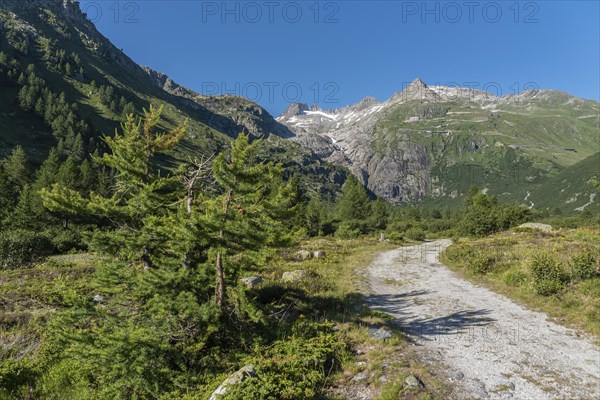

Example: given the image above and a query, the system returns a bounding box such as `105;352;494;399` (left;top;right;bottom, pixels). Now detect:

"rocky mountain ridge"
0;0;345;195
277;79;599;209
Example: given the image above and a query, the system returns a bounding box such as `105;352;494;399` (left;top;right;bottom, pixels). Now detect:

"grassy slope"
529;152;600;213
373;96;599;208
440;228;600;338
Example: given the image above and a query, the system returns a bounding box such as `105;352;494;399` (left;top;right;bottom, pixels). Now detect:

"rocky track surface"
366;240;600;399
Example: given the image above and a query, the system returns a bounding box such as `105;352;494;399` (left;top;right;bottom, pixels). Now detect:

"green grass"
0;238;452;399
441;227;600;338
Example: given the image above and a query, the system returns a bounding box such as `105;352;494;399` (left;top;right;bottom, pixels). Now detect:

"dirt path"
365;240;600;399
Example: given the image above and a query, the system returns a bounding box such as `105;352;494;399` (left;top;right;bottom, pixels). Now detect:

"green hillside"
372;95;599;208
0;0;345;195
529;152;600;214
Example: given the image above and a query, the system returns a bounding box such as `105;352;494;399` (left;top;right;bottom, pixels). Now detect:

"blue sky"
79;1;600;115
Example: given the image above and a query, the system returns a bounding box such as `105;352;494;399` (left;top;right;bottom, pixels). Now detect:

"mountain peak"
390;77;440;103
409;77;428;88
278;103;310;119
354;96;380;110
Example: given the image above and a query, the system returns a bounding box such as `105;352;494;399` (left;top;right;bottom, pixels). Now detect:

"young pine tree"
335;174;372;234
208;133;297;307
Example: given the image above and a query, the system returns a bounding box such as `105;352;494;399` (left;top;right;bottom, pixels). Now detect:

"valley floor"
366;240;600;400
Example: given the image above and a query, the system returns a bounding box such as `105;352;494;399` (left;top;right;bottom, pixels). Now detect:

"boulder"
240;276;263;288
448;370;465;380
368;327;392;340
313;251;325;259
281;269;309;283
209;365;256;400
351;371;368;382
404;375;425;389
295;250;313;260
517;222;553;232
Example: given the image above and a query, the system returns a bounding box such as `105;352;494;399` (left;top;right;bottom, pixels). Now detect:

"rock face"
277;78;600;205
209;365;256;400
141;66;294;139
281;270;309;283
313;251;325;259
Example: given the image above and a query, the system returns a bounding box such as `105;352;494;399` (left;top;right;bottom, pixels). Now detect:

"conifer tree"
305;196;325;237
208;133;297;307
370;197;389;230
336;174;371;222
2;145;31;192
40;109;297;397
43;105;187;266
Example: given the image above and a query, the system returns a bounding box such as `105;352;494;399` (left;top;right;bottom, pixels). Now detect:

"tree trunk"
215;250;225;307
142;246;152;271
215;185;234;308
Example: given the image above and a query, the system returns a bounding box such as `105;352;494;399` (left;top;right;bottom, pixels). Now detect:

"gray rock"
313;251;325;259
518;222;553;232
281;269;309;283
295;250;313;261
404;375;425;389
209;365;256;400
379;375;388;383
355;361;367;370
240;276;263;288
368;327;392;340
469;380;490;398
448;370;465;380
92;294;104;303
351;372;368;382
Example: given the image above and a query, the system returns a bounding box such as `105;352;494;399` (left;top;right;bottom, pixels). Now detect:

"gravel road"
365;239;600;399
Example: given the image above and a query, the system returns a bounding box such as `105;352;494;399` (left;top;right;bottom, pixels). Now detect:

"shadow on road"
366;291;496;341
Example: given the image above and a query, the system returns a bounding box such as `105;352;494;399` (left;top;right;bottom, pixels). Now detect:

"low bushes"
222;321;345;400
404;227;425;241
0;229;54;269
442;244;495;274
529;251;570;295
571;248;600;280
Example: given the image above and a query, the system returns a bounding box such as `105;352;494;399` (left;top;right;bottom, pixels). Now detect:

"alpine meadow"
0;1;599;399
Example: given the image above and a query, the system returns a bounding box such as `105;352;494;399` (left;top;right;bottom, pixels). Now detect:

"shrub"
466;251;494;274
529;251;570;295
442;244;473;263
443;244;494;274
0;229;54;268
386;232;404;242
571;248;599;280
503;270;527;286
223;322;344;400
404;227;425;241
335;221;361;239
45;228;84;253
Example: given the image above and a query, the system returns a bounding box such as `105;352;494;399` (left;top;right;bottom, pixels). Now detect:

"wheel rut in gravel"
366;239;600;400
